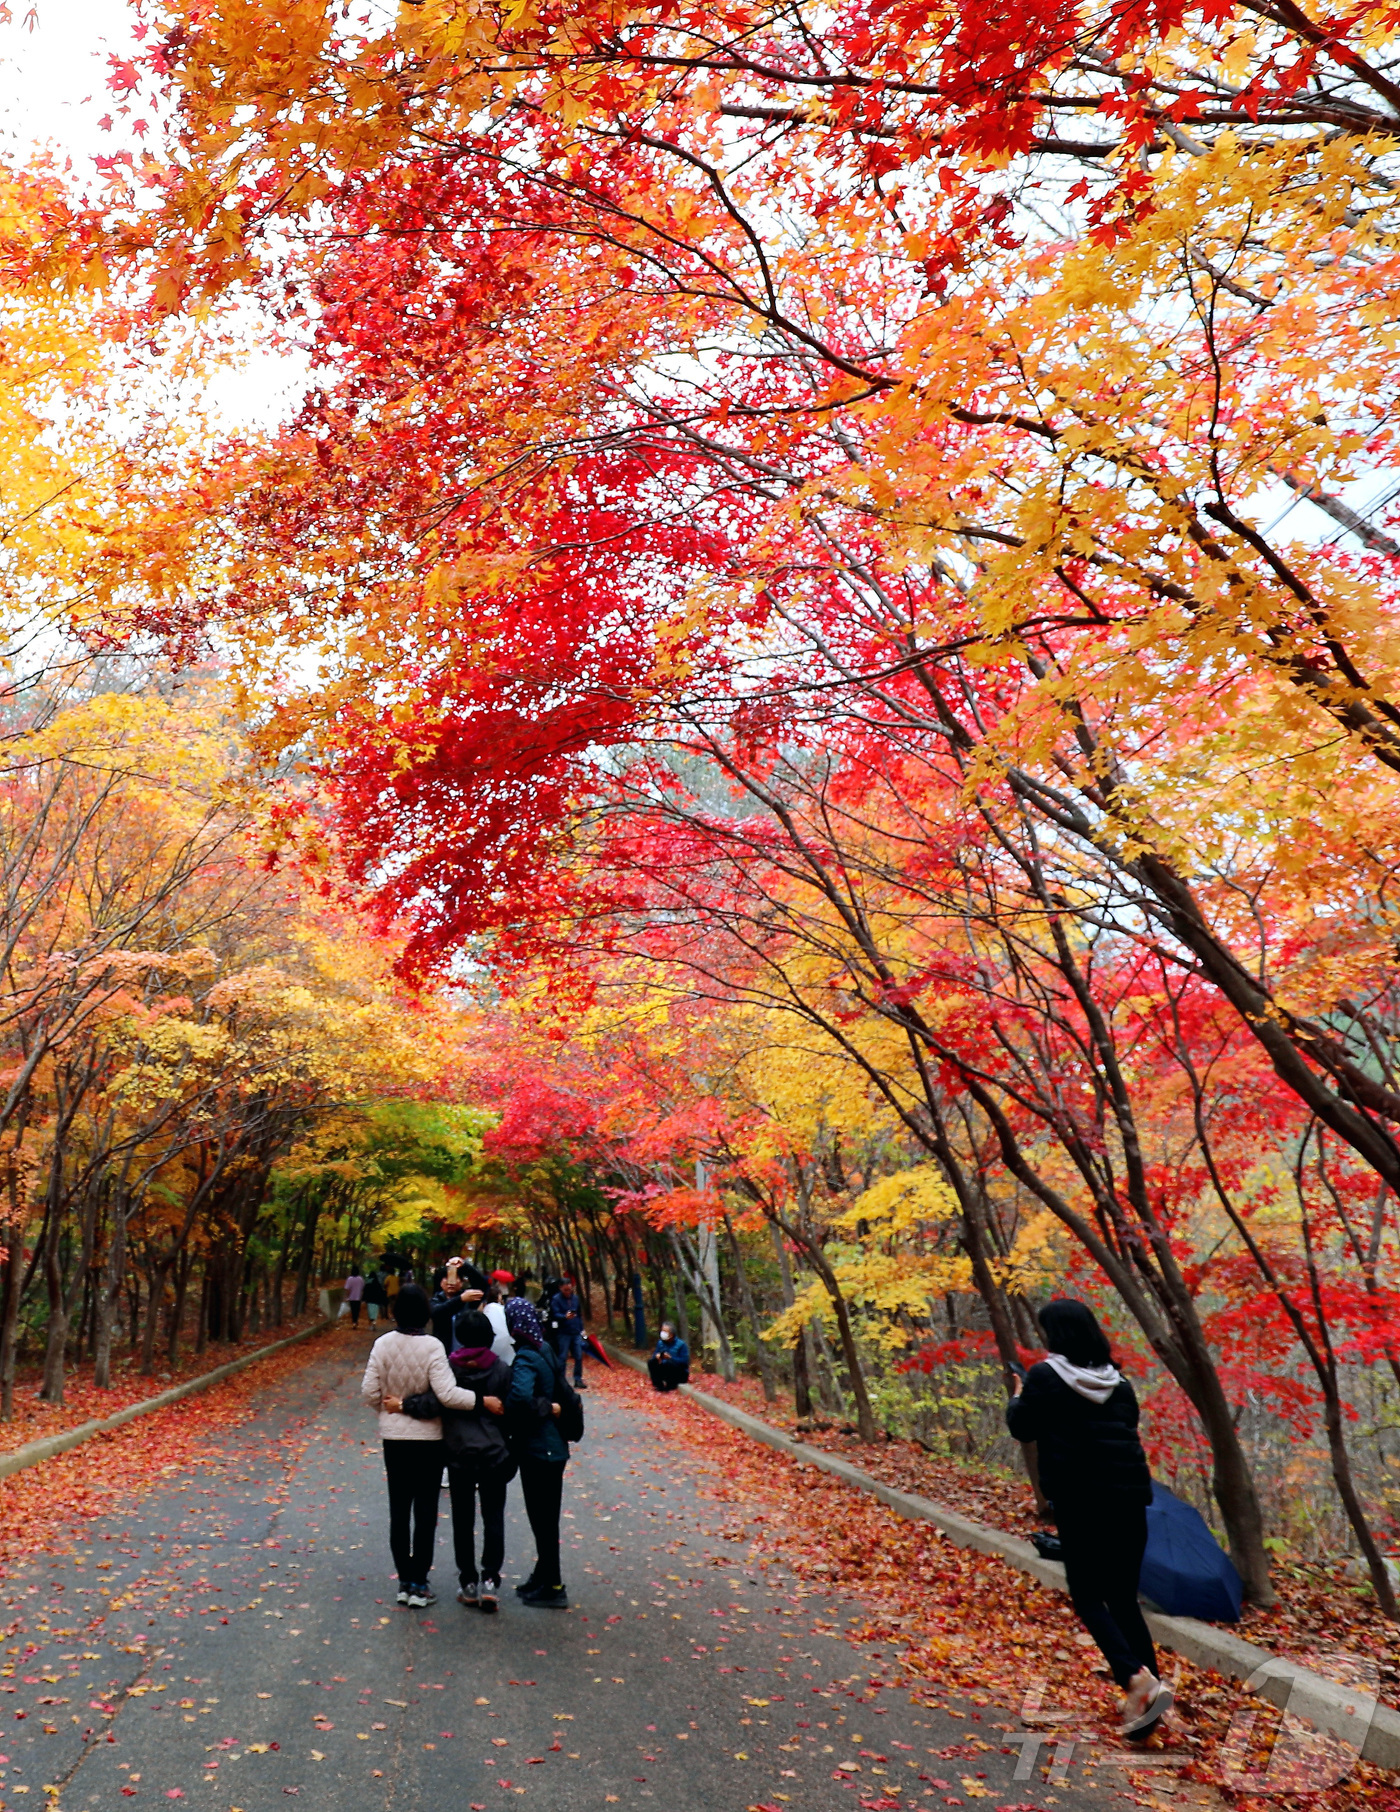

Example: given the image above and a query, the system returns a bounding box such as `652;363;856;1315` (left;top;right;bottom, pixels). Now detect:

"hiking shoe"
521;1583;569;1609
457;1581;478;1608
395;1584;410;1606
514;1577;539;1597
479;1576;500;1613
406;1583;436;1609
574;1380;587;1389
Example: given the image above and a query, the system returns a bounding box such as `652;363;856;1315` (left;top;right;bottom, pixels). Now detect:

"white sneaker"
1123;1676;1173;1738
406;1583;436;1609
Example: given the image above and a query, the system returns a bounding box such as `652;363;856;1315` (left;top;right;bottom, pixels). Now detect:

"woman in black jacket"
1007;1300;1171;1738
398;1310;514;1612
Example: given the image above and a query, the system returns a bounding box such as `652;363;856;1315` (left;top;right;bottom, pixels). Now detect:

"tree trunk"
769;1220;815;1419
292;1185;318;1316
40;1227;68;1404
669;1248;693;1350
92;1210;127;1390
792;1325;813;1420
766;1206;877;1440
825;1279;877;1442
672;1226;735;1380
1320;1384;1398;1613
0;1230;21;1422
723;1212;777;1401
140;1264;166;1374
168;1251;192;1369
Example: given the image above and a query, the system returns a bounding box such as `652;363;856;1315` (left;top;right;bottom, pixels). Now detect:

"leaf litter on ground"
595;1364;1400;1811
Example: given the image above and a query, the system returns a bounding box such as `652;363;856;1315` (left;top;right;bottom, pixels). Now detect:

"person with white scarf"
1007;1299;1171;1739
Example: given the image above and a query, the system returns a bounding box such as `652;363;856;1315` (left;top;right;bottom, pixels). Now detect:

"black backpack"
549;1348;586;1445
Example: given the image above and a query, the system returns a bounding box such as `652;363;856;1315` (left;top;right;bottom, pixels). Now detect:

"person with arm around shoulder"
361;1284;478;1610
1006;1298;1172;1740
396;1308;514;1612
648;1322;690;1391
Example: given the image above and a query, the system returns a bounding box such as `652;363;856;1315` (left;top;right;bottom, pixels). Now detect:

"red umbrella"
584;1333;613;1368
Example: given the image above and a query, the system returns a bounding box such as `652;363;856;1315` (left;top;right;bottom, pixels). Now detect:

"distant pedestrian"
505;1297;574;1608
550;1277;586;1388
361;1284;478;1610
1006;1299;1171;1739
398;1309;514;1612
344;1266;366;1326
363;1270;388;1325
648;1322;690;1391
383;1269;400;1311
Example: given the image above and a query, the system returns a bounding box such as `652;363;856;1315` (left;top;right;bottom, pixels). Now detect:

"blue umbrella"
1140;1481;1242;1622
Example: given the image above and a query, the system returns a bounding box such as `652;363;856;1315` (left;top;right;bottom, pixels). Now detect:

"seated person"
648;1322;690;1391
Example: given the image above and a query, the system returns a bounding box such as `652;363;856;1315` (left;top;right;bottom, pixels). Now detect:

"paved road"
0;1334;1148;1812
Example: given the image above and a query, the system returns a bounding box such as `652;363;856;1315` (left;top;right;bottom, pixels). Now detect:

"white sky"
0;0;144;170
0;0;309;433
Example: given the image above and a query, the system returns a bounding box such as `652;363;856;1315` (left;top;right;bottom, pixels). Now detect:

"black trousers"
449;1458;512;1584
349;1299;362;1324
518;1459;567;1589
648;1358;689;1392
382;1440;444;1584
1056;1500;1157;1689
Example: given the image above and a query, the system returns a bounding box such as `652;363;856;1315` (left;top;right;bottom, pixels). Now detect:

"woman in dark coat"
505;1297;573;1609
1007;1299;1171;1738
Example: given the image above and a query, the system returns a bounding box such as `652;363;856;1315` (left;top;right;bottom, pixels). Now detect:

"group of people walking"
360;1261;585;1611
342;1265;400;1325
356;1256;1174;1742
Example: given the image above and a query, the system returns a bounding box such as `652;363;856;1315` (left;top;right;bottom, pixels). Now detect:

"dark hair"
393;1283;431;1331
453;1309;494;1349
1038;1298;1112;1368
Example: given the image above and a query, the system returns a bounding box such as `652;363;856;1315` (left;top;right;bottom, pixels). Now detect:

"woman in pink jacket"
361;1285;478;1607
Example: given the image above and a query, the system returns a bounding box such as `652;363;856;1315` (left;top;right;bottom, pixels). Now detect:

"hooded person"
360;1284;478;1609
1007;1299;1169;1739
504;1295;574;1608
397;1309;516;1611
